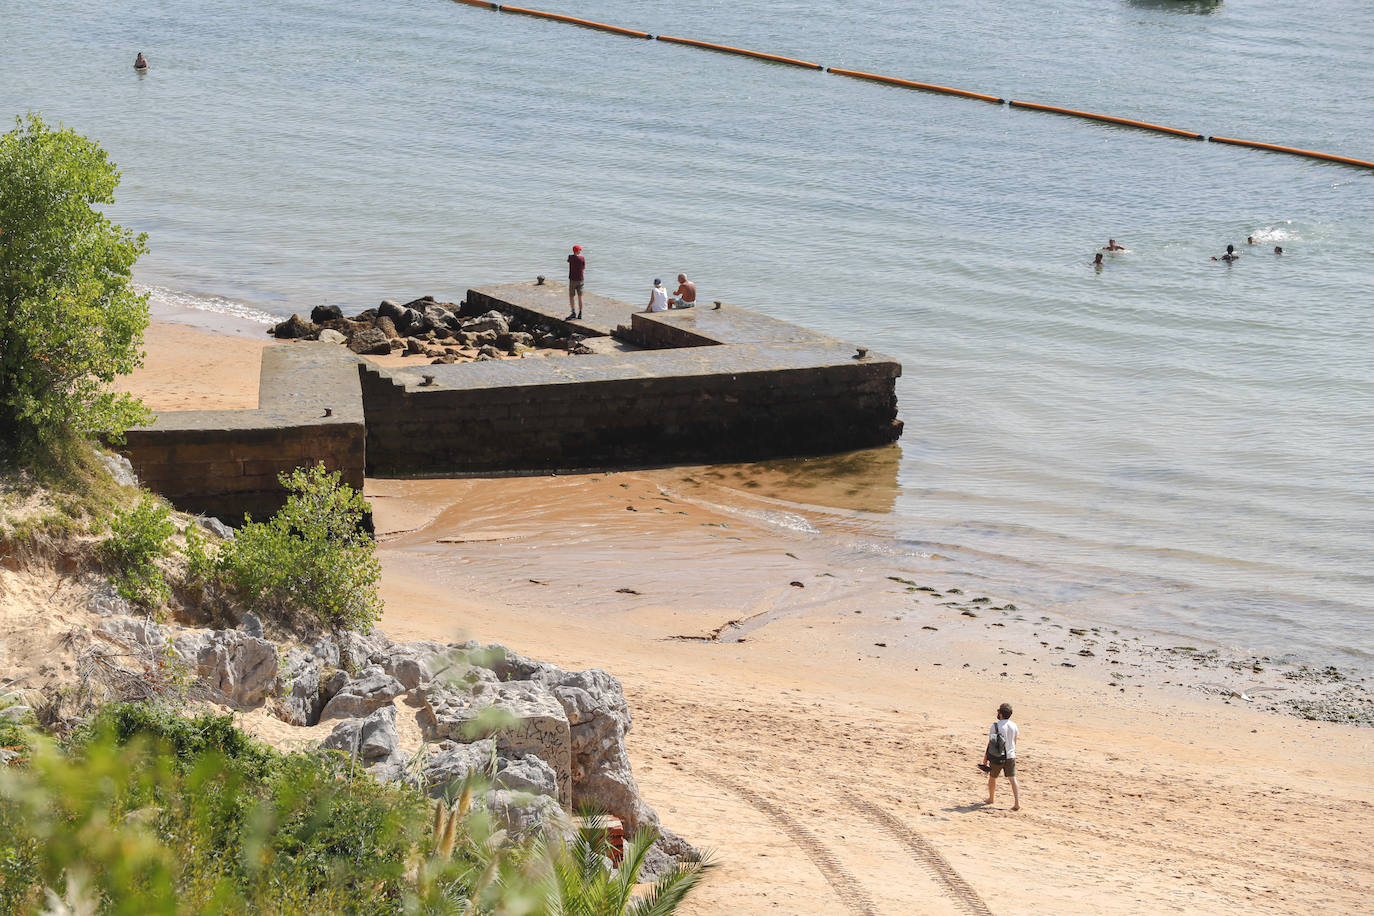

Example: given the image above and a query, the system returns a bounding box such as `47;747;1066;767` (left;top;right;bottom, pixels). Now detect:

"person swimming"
134;52;148;71
1101;239;1126;251
1247;236;1256;245
1093;252;1104;266
1274;246;1284;255
1212;244;1240;262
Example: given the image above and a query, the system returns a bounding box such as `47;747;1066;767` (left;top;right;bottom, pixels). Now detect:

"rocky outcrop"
171;629;280;707
318;666;406;720
87;616;696;871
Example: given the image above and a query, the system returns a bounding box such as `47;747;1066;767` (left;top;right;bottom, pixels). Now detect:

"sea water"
4;0;1372;670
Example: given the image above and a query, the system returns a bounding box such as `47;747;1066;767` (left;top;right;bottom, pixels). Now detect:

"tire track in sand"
704;773;879;916
840;791;994;916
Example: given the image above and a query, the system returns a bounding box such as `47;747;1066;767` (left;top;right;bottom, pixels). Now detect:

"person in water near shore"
1247;236;1256;245
134;52;148;71
669;274;696;309
1093;252;1104;267
1274;245;1284;254
983;702;1021;811
645;278;669;313
566;245;585;320
1213;244;1240;262
1101;239;1126;251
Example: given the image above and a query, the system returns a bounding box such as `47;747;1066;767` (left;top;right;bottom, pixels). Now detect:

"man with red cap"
566;245;586;320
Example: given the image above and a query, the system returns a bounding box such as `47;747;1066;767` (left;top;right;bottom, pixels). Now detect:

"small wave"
1247;223;1299;245
659;487;822;535
137;284;278;325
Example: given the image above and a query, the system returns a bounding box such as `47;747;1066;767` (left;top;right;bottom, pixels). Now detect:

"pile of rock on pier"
270;296;591;364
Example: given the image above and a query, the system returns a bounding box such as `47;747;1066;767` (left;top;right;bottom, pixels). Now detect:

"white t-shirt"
989;719;1018;759
648;286;669;312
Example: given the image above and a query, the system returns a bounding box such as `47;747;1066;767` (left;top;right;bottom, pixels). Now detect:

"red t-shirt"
568;255;585;282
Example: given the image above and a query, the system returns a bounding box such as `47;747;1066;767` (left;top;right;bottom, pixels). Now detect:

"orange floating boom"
826;67;1002;103
1208;135;1374;169
498;5;652;39
656;35;821;69
1009;100;1202;139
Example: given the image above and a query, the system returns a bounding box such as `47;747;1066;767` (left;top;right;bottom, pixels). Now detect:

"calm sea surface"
6;0;1373;670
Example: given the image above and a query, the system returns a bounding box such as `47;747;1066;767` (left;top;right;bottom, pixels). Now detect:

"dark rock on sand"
271;314;319;340
311;304;344;324
347;328;392;356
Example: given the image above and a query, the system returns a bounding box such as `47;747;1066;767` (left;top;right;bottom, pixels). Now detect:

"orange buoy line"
1008;100;1202;139
498;5;652;39
826;67;1002;104
1208;135;1374;170
444;3;1373;171
655;35;822;70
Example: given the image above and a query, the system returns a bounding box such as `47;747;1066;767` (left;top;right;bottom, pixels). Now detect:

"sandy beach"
116;320;1374;914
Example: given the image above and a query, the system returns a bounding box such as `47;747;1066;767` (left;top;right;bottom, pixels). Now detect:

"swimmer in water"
1212;244;1240;262
1093;252;1104;267
1247;236;1256;245
1274;246;1284;254
134;52;148;71
1101;239;1126;251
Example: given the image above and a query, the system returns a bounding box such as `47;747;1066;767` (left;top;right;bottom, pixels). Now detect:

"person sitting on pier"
1101;239;1126;251
645;278;669;313
669;273;697;309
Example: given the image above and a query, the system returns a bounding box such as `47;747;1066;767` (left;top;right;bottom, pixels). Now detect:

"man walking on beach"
983;702;1020;810
566;245;585;320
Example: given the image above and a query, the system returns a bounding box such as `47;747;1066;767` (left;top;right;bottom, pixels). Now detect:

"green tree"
0;113;150;455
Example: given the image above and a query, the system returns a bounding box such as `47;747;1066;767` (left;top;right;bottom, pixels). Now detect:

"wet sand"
115;320;1374;915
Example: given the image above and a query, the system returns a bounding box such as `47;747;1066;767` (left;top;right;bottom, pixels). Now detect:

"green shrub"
1;705;441;915
179;525;217;602
0;113;151;457
99;496;176;608
217;463;380;630
0;705;707;915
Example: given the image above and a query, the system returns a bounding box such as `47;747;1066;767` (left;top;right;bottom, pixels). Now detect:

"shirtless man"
668;273;696;309
1092;252;1104;267
1101;239;1126;251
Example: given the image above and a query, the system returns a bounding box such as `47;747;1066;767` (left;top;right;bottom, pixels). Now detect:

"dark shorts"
569;280;584;293
989;757;1016;778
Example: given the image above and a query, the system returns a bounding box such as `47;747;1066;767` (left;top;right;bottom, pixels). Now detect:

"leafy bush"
0;113;151;457
215;463;381;629
0;705;706;915
1;705;436;915
99;496;176;608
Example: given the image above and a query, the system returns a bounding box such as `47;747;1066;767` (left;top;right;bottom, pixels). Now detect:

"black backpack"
986;721;1008;764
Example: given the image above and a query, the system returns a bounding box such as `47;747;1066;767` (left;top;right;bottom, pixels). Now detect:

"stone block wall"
361;361;900;475
122;422;364;523
119;343;367;523
621;312;719;350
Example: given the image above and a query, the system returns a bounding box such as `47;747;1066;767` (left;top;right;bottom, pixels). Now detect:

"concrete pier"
120;283;902;520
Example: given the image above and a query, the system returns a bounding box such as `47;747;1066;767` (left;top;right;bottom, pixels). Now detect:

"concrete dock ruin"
121;283;902;521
